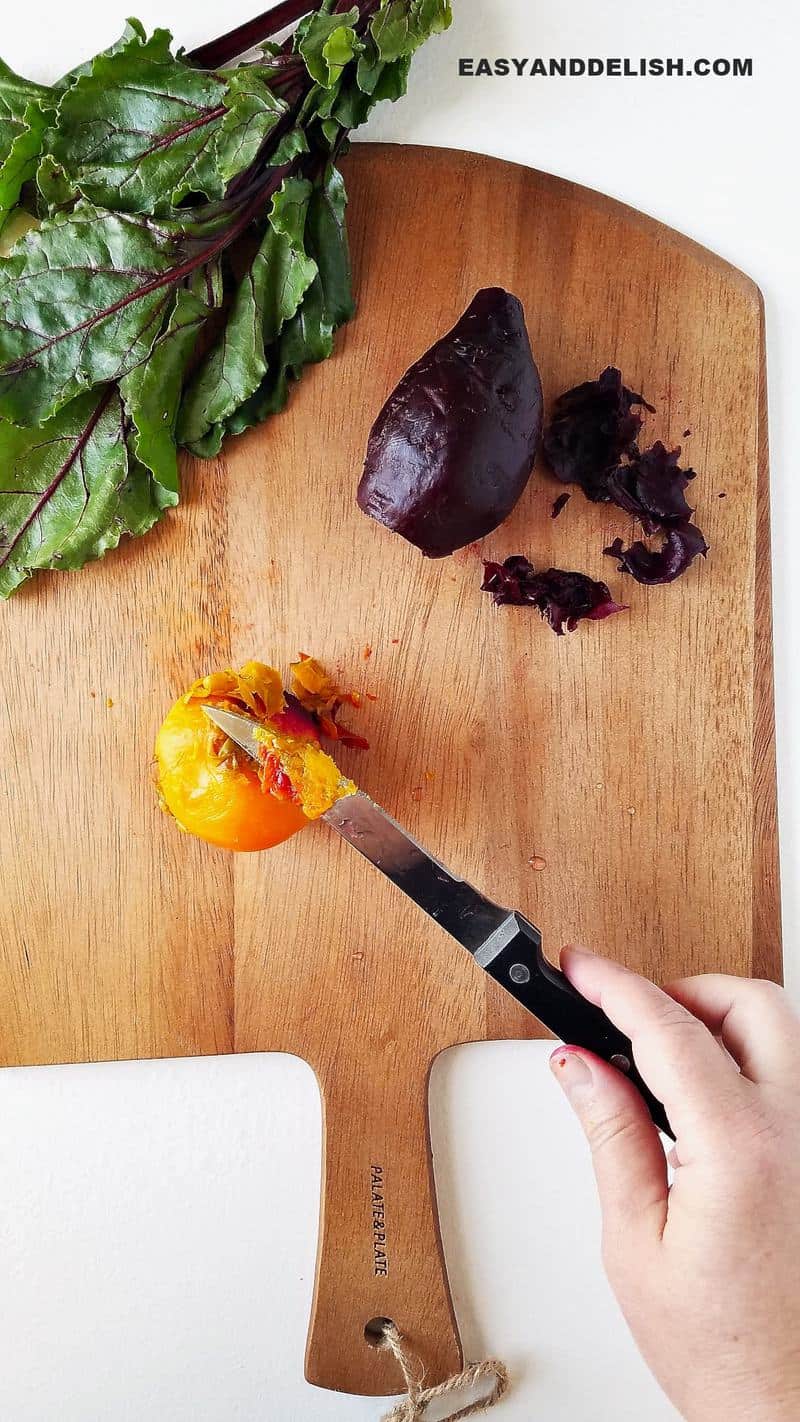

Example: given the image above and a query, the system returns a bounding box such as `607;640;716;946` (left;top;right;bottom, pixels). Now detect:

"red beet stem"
188;0;321;68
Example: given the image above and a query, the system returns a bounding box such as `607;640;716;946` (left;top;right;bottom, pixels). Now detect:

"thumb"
550;1046;669;1242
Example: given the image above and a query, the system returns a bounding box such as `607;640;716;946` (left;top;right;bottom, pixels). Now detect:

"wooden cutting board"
0;145;780;1397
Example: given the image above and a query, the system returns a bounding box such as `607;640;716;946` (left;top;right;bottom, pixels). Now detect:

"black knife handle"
483;914;674;1139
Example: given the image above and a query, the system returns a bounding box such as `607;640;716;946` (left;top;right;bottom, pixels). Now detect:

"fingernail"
550;1047;593;1101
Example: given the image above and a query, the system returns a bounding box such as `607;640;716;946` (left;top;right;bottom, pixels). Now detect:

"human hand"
550;948;800;1422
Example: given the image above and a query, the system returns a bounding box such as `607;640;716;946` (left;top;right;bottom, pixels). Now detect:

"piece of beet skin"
357;288;543;557
482;555;626;635
605;524;709;586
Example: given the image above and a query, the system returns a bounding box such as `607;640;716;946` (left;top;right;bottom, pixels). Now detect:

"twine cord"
378;1323;509;1421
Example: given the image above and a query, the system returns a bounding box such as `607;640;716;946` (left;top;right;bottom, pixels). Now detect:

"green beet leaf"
0;102;48;235
0;386;174;598
314;51;411;133
271;127;310;165
178;176;319;455
227;278;330;436
0;202;185;426
356;42;412;101
216;66;288;184
47;21;231;214
296;4;362;88
0;59;51;236
370;0;452;63
310;0;450;134
35;153;77;212
48;23;290;218
0;57;49;157
305;163;355;331
226;163;354;438
120;282;217;496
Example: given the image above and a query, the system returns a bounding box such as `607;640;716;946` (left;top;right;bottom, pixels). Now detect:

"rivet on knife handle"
477;913;674;1140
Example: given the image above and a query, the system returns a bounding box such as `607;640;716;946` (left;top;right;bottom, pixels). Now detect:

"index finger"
666;974;800;1083
560;946;751;1141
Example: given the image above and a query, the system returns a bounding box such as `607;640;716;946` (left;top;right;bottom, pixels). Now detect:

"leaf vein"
0;387;116;571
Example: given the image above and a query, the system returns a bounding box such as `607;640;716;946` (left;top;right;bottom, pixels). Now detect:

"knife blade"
203;704;672;1137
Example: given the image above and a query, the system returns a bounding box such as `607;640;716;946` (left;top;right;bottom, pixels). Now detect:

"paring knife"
203;704;672;1138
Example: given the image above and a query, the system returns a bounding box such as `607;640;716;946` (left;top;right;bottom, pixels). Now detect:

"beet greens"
0;0;451;596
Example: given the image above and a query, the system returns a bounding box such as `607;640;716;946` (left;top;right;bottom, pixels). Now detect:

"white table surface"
1;2;797;1418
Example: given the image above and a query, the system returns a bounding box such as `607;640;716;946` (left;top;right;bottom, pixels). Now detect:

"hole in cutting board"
364;1316;395;1347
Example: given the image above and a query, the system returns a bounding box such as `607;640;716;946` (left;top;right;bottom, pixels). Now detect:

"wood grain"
0;145;781;1395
